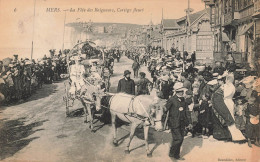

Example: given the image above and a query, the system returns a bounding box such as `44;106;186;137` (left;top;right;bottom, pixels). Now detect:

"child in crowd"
234;96;246;134
191;87;201;137
198;94;212;138
245;91;260;147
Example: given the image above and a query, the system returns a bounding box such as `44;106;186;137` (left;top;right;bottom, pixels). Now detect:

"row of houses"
147;0;259;68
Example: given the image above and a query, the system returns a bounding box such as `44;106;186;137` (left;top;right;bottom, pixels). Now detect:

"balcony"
253;0;260;18
202;0;215;5
239;4;254;20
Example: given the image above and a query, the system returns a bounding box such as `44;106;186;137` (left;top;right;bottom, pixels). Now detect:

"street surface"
0;56;259;162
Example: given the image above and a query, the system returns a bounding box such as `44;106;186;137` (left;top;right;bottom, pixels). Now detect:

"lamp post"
76;18;82;41
62;9;69;51
31;0;36;60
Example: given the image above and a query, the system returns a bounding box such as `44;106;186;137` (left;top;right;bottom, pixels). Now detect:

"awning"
238;22;254;36
222;32;230;42
214;29;230;42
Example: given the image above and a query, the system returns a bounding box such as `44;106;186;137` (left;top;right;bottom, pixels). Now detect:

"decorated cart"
63;41;110;131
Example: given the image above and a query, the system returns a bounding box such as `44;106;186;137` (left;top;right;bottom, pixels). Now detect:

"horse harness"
103;94;157;126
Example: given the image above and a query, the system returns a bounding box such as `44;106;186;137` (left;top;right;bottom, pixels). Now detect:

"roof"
151;31;162;39
177;8;210;25
162;19;181;29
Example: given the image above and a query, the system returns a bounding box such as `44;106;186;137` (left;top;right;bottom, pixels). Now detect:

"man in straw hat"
166;82;192;160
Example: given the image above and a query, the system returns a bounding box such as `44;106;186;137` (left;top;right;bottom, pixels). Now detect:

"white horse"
64;78;104;131
99;85;165;157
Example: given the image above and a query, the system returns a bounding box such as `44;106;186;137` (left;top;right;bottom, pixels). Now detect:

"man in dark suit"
117;70;135;95
166;82;192;160
136;72;152;95
132;59;140;78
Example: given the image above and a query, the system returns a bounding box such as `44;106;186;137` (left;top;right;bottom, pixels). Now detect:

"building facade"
161;9;214;63
204;0;258;68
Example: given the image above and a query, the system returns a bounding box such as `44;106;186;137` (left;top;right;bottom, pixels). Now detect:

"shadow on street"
0;118;48;160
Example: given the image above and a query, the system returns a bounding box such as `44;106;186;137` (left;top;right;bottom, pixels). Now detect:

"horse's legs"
80;99;88;123
87;104;94;131
125;123;138;154
111;113;118;146
144;125;152;157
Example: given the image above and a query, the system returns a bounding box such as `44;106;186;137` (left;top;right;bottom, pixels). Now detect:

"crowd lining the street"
124;46;260;149
0;46;122;105
0;44;259;160
0;50;68;105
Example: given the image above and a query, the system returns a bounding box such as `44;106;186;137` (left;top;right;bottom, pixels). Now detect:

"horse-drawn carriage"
63;41;110;130
63;41;167;157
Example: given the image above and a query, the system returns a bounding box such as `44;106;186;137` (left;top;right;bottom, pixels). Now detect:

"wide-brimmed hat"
217;75;224;80
124;70;131;76
166;62;172;67
8;64;14;68
173;82;186;92
161;75;169;81
213;73;219;78
207;79;218;85
71;56;82;61
203;71;213;81
25;61;32;65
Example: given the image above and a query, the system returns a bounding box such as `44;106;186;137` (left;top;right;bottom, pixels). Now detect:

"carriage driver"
69;56;86;95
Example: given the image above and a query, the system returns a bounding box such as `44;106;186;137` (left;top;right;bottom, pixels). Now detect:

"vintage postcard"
0;0;259;162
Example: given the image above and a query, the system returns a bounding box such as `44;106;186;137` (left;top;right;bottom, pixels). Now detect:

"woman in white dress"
224;74;245;141
69;56;86;94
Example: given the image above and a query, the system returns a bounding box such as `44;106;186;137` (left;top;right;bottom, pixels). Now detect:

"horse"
98;86;165;157
64;78;104;131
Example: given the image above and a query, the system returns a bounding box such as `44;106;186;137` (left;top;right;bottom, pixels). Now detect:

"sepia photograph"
0;0;260;161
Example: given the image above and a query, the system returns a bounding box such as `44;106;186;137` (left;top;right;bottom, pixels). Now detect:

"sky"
0;0;205;59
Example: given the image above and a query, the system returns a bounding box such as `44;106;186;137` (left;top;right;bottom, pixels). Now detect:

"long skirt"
224;99;245;141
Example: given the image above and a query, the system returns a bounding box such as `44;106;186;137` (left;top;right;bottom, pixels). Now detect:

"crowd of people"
0;51;68;105
0;43;123;106
122;46;259;156
0;43;259;160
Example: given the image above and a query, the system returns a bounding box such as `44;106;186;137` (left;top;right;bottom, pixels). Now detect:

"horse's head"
149;103;164;131
93;91;110;111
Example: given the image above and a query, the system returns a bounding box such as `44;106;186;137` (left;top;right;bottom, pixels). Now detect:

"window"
255;0;260;13
196;35;213;51
235;0;239;11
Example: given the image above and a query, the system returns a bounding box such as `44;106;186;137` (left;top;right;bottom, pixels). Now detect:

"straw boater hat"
25;61;32;65
207;79;218;85
161;75;169;81
217;75;224;80
173;82;186;92
213;73;219;78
